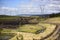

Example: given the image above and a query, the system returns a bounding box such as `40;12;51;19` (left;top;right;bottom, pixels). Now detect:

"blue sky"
0;0;60;15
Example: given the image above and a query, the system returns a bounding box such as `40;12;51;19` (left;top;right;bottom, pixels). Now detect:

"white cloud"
46;4;60;10
0;7;18;15
0;0;60;15
44;4;60;14
18;3;41;14
32;0;39;1
0;7;18;11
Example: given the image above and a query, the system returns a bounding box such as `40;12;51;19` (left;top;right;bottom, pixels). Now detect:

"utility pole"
40;5;44;14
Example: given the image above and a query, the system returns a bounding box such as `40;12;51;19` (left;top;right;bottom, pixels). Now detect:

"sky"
0;0;60;15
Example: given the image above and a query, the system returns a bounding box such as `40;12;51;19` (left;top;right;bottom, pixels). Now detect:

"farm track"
40;22;60;40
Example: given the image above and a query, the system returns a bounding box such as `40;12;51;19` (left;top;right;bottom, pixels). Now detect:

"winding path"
40;22;60;40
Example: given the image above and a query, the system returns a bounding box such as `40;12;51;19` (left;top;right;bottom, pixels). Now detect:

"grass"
0;33;16;40
0;16;57;38
0;16;57;34
1;28;18;33
0;22;56;40
0;15;58;40
1;24;46;34
44;17;60;23
9;34;23;40
1;20;56;34
18;24;46;33
33;23;56;39
0;16;19;21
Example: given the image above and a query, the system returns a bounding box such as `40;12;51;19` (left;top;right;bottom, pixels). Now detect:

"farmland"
0;15;60;40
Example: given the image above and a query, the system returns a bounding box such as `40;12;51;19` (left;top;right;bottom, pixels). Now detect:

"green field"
18;24;46;33
0;16;19;21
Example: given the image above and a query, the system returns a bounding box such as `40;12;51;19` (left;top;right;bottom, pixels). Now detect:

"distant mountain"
0;13;53;18
17;14;32;16
0;12;60;18
17;13;51;17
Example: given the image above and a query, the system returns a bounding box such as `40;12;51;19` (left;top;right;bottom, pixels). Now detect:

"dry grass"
45;17;60;23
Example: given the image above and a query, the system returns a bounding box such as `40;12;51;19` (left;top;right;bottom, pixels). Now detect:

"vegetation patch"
44;17;60;23
18;24;46;34
0;33;16;40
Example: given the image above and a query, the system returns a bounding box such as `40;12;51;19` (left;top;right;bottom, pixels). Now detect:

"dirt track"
40;22;60;40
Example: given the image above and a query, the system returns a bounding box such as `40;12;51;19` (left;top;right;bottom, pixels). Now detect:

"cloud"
0;7;18;11
32;0;39;1
18;3;41;14
52;0;60;1
45;4;60;9
44;4;60;14
0;0;60;15
0;7;18;15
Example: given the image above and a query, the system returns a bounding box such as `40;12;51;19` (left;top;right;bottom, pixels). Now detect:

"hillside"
0;13;60;40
